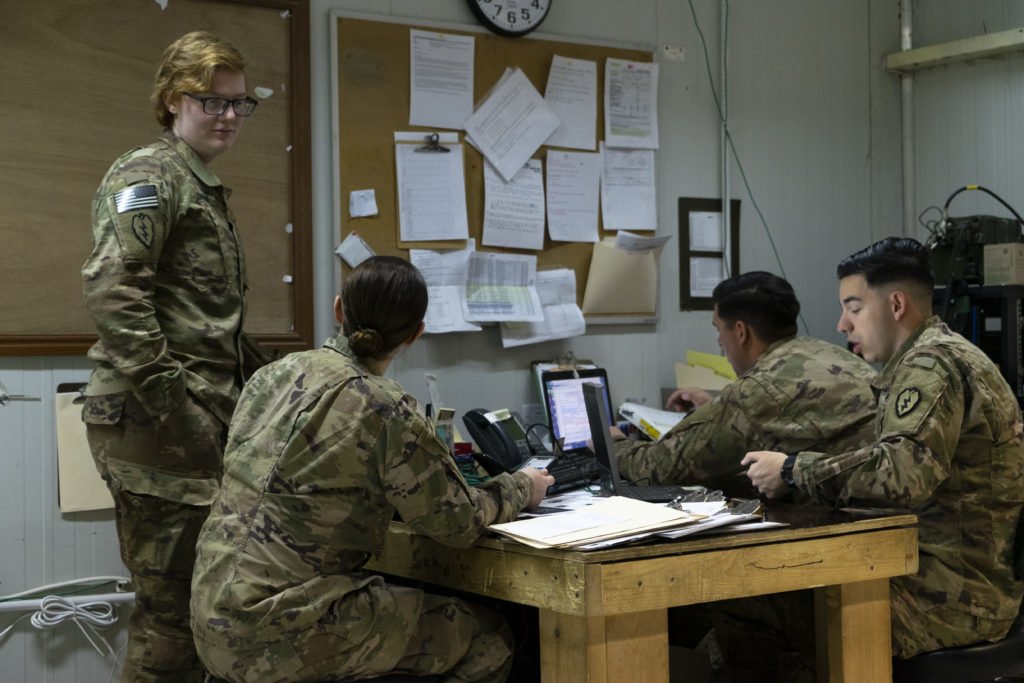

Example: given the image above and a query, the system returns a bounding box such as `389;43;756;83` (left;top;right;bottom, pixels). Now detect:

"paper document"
348;189;378;218
674;362;732;392
394;132;468;243
463;251;544;322
581;238;658;316
690;256;724;298
489;496;702;549
687;350;737;380
500;268;585;347
335;232;376;269
543;55;597;150
689;211;724;251
615;230;672;252
409;30;474;129
600;143;657;231
604;58;659;149
464;67;560;182
546;150;600;243
482;159;545;250
618;402;687;440
56;390;114;512
410;240;481;334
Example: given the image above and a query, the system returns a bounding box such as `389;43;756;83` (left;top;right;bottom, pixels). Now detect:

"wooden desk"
366;506;918;683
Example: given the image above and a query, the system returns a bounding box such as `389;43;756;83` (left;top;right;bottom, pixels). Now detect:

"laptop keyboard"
546;450;601;494
621;484;690;503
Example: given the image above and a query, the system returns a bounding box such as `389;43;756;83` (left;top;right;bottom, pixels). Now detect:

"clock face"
468;0;552;37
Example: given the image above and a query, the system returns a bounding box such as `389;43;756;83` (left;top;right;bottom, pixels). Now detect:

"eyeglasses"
183;92;258;117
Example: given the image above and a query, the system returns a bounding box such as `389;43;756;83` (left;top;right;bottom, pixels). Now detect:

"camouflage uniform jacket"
82;130;267;426
616;336;877;497
191;335;534;647
794;316;1024;625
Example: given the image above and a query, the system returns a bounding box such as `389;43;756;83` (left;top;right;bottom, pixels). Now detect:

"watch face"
469;0;552;37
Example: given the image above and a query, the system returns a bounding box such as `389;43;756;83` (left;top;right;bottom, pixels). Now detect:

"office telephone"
462;408;547;475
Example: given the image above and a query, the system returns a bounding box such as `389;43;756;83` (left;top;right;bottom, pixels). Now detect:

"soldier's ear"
333;295;344;325
889;289;908;321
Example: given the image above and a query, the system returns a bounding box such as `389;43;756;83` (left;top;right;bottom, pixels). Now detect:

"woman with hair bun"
191;256;553;683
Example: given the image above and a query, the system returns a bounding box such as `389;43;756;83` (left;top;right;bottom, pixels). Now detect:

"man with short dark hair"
615;271;877;498
743;237;1024;675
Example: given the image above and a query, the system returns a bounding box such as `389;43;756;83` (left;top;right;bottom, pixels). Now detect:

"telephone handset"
462;408;541;475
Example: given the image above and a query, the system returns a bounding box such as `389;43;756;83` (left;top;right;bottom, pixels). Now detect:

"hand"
609;425;626;441
741;451;789;499
665;387;712;412
522;467;556;510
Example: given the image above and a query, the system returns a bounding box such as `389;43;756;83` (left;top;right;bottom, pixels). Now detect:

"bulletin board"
0;0;313;356
333;13;654;321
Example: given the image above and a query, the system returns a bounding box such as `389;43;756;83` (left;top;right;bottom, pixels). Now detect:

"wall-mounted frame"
0;0;313;356
679;197;740;311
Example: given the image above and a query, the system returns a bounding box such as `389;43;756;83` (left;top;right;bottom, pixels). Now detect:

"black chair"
892;508;1024;683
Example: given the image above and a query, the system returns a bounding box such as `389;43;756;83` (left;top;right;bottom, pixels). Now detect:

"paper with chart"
604;57;659;149
546;150;600;243
462;251;544;322
410;240;481;334
409;30;474;130
543;55;597;150
463;67;560;182
500;268;585;348
394;133;468;242
600;143;657;231
689;211;724;251
482;159;545;250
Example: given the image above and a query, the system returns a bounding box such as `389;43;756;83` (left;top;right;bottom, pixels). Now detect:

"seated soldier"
741;237;1024;679
190;256;553;683
614;271;877;498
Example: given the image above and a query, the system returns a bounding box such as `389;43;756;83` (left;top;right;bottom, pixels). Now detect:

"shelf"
885;27;1024;73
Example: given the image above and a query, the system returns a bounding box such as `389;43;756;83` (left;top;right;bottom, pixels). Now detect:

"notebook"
582;381;691;503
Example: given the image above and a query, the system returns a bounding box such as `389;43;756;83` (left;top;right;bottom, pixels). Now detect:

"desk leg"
815;579;892;683
538;608;669;683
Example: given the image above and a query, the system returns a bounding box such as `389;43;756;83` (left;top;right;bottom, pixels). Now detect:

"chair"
892;508;1024;683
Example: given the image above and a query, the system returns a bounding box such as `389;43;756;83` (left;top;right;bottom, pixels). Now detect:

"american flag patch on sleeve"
114;184;159;214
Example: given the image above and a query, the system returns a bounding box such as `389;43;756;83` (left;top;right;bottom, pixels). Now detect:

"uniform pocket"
82;393;127;426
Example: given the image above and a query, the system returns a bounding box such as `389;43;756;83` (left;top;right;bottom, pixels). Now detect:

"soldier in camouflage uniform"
191;256;554;683
615;272;877;499
740;237;1024;679
80;32;271;683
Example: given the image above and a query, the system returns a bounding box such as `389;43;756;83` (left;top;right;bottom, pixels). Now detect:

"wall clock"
466;0;552;37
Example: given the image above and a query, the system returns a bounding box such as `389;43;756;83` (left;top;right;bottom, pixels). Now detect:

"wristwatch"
780;454;798;488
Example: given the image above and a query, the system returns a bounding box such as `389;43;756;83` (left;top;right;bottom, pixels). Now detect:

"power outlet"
661;44;686;62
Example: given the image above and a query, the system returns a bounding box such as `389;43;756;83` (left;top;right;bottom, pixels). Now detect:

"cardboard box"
984;243;1024;285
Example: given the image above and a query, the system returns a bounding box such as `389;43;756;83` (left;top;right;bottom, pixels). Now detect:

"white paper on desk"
394;133;468;242
600;143;657;231
689;211;724;251
464;67;560;182
604;58;659;149
546;150;600;243
482;158;545;250
544;55;597;151
690;256;724;298
410;239;481;334
500;268;585;348
409;30;474;130
615;230;672;252
334;232;376;268
462;251;544;322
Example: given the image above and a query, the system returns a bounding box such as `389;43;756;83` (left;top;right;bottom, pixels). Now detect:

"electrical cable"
0;576;129;602
687;0;810;334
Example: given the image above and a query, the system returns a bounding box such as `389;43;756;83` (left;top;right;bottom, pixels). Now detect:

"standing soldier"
742;237;1024;679
191;256;553;683
81;31;272;682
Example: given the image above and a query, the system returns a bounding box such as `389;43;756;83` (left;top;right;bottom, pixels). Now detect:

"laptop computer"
582;381;691;503
538;368;611;492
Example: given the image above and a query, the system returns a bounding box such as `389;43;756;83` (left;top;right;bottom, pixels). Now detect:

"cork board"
0;0;312;355
334;15;653;319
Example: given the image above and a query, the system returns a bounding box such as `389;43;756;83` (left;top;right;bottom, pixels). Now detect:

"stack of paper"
618;402;687;440
488;496;703;549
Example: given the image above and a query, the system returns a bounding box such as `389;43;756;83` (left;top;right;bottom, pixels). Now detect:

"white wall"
1;1;904;680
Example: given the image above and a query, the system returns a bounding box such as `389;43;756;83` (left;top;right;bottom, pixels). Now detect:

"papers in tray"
489;496;704;549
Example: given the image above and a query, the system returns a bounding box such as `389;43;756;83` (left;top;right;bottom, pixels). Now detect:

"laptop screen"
541;369;614;451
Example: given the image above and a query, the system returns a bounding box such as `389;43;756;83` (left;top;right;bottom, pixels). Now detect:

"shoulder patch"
895;387;921;417
909;355;937;369
114;184;159;214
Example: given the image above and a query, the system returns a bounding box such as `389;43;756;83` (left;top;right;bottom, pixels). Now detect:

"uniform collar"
323;334;380;375
743;335;798;377
160;130;223;189
872;315;942;391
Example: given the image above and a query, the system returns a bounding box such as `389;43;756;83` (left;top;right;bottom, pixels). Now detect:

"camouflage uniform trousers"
196;582;515;683
85;391;224;683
